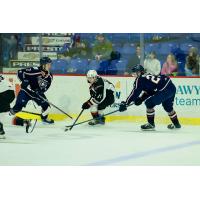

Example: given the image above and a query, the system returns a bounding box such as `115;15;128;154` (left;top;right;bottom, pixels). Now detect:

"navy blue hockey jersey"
126;73;172;105
17;66;53;93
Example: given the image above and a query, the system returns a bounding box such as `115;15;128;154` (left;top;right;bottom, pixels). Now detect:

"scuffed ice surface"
0;121;200;166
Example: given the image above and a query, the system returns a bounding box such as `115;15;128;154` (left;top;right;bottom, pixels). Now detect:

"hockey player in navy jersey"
119;64;181;130
0;75;15;139
10;57;54;126
82;70;115;125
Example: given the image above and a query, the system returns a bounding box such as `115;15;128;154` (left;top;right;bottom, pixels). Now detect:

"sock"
147;108;155;126
41;114;48;120
91;112;99;119
168;110;180;125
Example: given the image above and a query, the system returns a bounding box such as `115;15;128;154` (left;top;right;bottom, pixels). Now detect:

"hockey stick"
66;109;85;131
66;97;92;131
26;101;38;133
35;92;73;120
26;119;37;133
65;103;134;131
21;110;41;116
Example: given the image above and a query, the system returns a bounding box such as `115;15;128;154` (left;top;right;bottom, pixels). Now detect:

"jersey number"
145;74;161;84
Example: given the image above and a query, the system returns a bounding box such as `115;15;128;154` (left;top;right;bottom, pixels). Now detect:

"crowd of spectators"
59;34;91;60
58;34;200;76
0;33;200;76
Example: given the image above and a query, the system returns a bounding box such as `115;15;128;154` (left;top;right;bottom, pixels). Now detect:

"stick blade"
64;126;72;132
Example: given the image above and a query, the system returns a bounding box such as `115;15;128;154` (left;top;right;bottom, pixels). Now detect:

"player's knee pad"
163;105;173;113
145;99;155;109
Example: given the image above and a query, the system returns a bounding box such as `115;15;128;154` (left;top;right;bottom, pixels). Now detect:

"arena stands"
0;33;200;76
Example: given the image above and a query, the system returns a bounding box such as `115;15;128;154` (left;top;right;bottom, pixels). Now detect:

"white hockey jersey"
89;76;115;105
0;75;13;93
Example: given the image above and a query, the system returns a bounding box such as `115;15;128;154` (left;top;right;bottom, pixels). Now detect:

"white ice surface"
0;121;200;166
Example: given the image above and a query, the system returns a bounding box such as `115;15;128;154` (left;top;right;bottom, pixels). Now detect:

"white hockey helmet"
86;70;98;78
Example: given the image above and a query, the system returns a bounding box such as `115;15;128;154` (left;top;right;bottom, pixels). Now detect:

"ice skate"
0;122;5;139
88;116;105;126
167;123;181;130
41;115;54;124
24;119;32;133
141;123;155;131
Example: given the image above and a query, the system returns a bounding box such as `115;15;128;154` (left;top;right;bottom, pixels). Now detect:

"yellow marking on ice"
16;112;70;121
16;113;200;125
16;112;41;120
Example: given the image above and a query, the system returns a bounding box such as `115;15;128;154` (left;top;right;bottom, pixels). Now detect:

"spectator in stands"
161;53;178;76
98;51;121;75
144;51;161;75
124;44;141;75
185;47;200;76
62;35;90;59
92;33;113;61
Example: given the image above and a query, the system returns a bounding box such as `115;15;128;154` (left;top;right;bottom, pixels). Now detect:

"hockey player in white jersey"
82;70;115;125
0;75;15;139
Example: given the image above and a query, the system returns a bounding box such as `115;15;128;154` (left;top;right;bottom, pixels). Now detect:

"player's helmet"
131;64;145;73
87;70;98;78
40;57;52;66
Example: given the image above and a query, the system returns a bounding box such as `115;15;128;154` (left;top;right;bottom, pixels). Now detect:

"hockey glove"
119;101;127;112
82;101;92;109
134;98;143;106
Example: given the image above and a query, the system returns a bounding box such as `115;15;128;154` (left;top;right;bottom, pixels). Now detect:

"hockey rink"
0;121;200;166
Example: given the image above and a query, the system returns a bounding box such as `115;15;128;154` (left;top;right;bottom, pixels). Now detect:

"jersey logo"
37;76;49;90
97;94;102;99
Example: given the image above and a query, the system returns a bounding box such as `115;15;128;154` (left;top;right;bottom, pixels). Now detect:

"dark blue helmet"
131;64;145;73
40;57;52;66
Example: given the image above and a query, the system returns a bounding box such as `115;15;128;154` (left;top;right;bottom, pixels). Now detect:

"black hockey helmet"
131;64;145;73
40;57;52;66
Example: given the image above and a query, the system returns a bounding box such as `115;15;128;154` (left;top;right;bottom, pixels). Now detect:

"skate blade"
88;123;105;126
42;122;54;125
141;128;156;131
167;127;181;130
